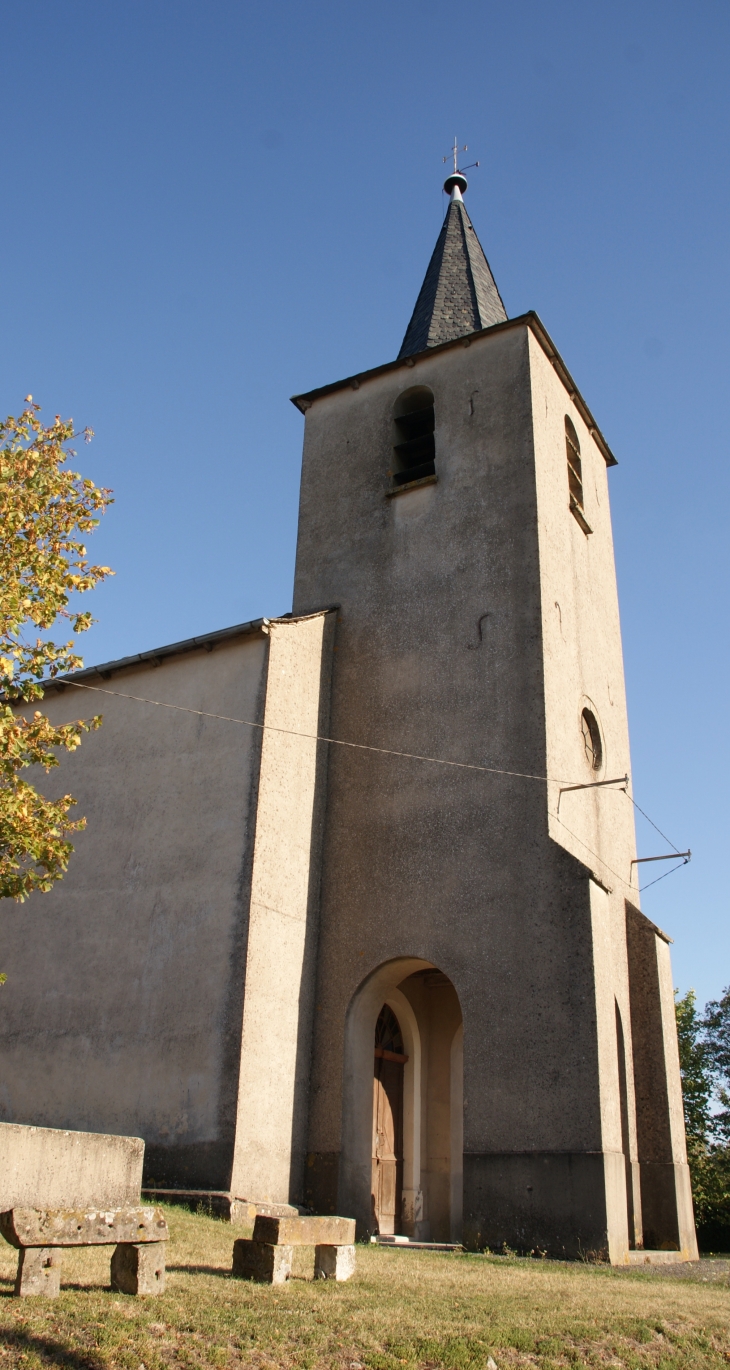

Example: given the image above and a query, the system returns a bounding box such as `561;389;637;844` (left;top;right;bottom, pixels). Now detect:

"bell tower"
290;167;697;1263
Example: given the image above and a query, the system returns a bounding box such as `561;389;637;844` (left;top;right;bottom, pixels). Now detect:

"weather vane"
443;138;479;176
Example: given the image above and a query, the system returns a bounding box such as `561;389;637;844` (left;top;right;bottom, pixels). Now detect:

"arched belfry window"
392;386;435;487
566;416;592;534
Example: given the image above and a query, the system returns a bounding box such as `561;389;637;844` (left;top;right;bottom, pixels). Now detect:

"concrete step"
373;1236;463;1251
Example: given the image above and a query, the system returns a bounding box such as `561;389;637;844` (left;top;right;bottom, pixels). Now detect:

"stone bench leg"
14;1248;62;1297
315;1244;356;1281
111;1242;166;1295
232;1238;293;1284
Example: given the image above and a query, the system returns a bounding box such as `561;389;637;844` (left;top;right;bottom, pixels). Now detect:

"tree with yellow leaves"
0;398;112;924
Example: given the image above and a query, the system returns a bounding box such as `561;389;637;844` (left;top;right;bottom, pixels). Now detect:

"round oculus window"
581;708;603;771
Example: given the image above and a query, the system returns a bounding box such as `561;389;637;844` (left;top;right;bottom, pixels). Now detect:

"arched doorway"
342;957;463;1241
372;1005;407;1234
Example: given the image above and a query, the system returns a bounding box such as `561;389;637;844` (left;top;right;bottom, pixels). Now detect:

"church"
1;165;697;1264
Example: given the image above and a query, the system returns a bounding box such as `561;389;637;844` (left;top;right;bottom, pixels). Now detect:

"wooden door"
371;1005;407;1235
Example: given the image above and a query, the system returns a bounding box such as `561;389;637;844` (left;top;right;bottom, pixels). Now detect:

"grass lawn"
0;1205;728;1369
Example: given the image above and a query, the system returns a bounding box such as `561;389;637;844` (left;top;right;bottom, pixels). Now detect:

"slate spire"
398;170;507;359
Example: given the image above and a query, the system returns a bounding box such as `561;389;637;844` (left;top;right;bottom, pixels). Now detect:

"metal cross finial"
444;138;467;173
442;139;480;180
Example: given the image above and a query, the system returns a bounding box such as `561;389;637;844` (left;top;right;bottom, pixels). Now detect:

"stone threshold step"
373;1237;463;1251
627;1249;695;1265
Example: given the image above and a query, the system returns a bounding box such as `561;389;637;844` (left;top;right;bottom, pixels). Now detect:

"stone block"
315;1243;356;1281
0;1206;168;1248
230;1199;301;1235
252;1214;355;1247
14;1248;62;1298
232;1238;292;1284
110;1242;166;1295
0;1123;143;1211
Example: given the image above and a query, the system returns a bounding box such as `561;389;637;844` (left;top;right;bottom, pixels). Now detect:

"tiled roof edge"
44;618;268;689
42;606;340;690
291;311;618;468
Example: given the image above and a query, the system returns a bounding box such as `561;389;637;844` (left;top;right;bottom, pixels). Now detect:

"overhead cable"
59;678;584;787
56;677;688;895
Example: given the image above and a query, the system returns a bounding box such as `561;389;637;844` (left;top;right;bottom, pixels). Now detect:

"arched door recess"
342;957;463;1242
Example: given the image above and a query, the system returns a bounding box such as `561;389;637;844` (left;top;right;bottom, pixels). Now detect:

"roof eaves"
527;315;618;467
291;311;618;468
45;617;267;690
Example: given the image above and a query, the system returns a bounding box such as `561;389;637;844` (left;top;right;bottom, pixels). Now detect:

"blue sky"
1;0;727;1005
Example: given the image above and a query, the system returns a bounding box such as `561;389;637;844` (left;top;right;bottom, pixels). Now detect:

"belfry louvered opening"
565;416;583;506
392;387;435;486
566;415;592;534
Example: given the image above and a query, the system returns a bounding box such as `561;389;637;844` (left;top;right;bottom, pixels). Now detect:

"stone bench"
232;1214;356;1284
0;1206;169;1297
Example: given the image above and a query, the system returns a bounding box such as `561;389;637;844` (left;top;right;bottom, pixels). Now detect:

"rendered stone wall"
0;632;268;1190
292;324;608;1253
398;971;462;1244
529;335;641;1251
229;611;335;1206
529;333;695;1260
290;317;697;1260
625;902;697;1257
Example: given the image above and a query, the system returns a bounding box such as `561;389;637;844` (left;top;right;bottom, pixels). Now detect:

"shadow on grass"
167;1263;232;1278
59;1284;111;1293
0;1284;111;1297
0;1329;105;1369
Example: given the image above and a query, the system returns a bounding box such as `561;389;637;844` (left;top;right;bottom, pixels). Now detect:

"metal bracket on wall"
631;851;691;867
557;774;629;813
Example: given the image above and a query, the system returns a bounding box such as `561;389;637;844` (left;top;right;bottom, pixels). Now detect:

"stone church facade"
1;170;697;1264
